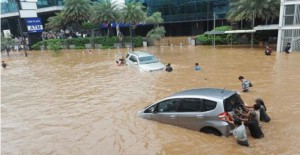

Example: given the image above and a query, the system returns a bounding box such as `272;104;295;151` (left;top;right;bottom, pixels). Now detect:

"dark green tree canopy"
45;12;66;31
119;2;146;25
227;0;280;22
145;12;164;26
90;0;119;24
63;0;91;24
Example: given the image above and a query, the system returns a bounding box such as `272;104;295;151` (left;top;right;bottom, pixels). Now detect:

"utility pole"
16;0;28;57
129;24;134;51
213;13;216;48
251;11;255;48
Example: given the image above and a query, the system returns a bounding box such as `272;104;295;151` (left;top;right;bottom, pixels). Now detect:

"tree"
119;2;146;51
45;12;66;31
90;0;119;36
145;12;165;45
227;0;280;25
47;39;62;56
146;26;166;44
63;0;91;28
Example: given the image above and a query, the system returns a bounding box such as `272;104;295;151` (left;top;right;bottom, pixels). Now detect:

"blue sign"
26;17;43;33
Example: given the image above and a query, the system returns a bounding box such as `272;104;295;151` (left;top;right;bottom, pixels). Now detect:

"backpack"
249;82;253;87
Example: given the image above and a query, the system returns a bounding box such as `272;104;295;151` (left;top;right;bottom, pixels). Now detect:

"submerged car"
125;51;165;72
138;88;245;136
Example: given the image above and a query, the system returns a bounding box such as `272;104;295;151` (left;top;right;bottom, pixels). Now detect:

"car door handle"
196;115;204;118
170;115;176;119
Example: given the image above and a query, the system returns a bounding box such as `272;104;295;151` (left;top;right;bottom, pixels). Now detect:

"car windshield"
223;93;244;112
139;56;159;64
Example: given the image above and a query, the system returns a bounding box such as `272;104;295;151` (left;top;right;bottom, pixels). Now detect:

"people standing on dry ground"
194;63;201;71
2;61;7;68
238;76;252;92
165;63;173;72
284;42;291;54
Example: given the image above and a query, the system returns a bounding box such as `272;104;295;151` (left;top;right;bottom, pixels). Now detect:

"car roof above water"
128;51;153;57
170;88;236;100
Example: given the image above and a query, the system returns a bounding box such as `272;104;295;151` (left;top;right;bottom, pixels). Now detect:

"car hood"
139;62;164;72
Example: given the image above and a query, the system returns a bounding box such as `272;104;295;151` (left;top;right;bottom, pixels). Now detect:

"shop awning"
204;31;226;35
254;24;279;30
224;30;256;34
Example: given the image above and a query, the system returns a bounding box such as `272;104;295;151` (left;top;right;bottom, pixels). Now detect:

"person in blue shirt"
238;76;251;92
194;63;201;71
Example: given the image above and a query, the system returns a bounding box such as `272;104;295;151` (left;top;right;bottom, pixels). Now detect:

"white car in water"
125;51;165;72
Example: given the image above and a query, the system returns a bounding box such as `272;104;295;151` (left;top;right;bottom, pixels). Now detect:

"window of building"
284;5;295;25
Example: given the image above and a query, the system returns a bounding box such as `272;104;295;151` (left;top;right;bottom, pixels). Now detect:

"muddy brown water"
1;46;300;155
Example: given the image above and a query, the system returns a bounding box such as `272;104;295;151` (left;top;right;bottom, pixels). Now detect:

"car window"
223;93;244;112
139;56;159;64
144;104;156;113
177;98;202;112
157;99;181;112
129;55;137;62
126;54;130;58
203;100;217;111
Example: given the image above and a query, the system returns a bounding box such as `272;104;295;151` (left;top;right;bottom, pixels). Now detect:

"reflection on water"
2;46;300;155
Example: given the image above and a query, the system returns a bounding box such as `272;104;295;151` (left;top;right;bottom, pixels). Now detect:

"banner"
26;17;43;33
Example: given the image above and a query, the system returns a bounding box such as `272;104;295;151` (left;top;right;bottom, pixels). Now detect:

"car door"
127;55;138;65
176;98;205;131
154;99;181;126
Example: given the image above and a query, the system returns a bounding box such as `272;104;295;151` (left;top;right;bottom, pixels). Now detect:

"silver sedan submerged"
138;88;244;136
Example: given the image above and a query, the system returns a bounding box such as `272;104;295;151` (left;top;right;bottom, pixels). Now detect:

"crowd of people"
225;97;271;147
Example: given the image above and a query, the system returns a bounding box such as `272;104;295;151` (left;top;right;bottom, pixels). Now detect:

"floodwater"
1;46;300;155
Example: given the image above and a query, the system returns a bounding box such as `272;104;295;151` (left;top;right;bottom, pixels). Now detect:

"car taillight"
218;112;230;121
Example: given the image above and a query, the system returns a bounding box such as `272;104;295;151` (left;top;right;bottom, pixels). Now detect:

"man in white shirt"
226;118;249;147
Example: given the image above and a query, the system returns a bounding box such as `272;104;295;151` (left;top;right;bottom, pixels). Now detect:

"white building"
277;0;300;52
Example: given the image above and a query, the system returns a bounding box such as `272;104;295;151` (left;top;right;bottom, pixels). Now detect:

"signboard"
21;2;37;10
20;0;37;2
19;10;37;18
26;18;43;33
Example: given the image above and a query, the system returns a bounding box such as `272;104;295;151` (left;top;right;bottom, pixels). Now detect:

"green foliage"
45;12;65;31
213;26;232;31
63;0;91;24
90;0;119;24
146;26;166;41
67;38;90;46
1;36;17;49
31;36;143;50
81;21;97;30
119;2;146;24
31;40;45;50
47;39;62;56
227;0;280;22
145;12;163;26
196;26;232;45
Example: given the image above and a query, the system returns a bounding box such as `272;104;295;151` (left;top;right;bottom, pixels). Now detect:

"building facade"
1;0;64;37
126;0;229;36
277;0;300;52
